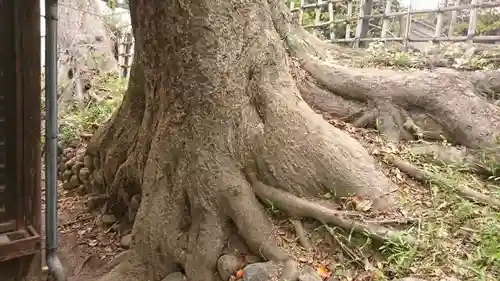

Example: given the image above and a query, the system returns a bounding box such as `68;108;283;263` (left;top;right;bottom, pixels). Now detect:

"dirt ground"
42;185;128;281
47;119;500;281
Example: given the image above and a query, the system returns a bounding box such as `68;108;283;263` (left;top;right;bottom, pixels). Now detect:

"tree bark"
84;1;500;281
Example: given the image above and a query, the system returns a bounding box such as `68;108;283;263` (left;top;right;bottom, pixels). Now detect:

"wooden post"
118;32;126;77
467;0;478;44
354;0;373;47
434;0;447;42
345;1;354;39
381;0;393;40
299;0;305;25
403;1;413;50
328;1;335;40
125;32;134;80
314;0;323;36
448;0;461;37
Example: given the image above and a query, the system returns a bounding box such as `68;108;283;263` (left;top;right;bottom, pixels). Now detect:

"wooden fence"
115;0;500;78
117;31;134;79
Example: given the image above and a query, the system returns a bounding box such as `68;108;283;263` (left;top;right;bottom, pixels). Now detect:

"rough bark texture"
85;1;500;281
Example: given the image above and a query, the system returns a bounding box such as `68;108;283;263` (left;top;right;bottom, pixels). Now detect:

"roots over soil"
84;1;500;281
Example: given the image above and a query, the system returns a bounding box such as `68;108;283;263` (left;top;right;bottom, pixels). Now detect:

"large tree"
85;0;500;281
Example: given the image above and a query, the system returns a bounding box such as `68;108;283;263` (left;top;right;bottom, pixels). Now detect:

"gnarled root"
385;154;500;208
289;219;312;250
223;176;299;281
249;176;419;247
408;143;500;177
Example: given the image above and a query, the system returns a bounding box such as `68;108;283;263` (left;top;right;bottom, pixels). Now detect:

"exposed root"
323;224;365;265
385;154;500;208
409;143;500;176
289;219;312;250
352;109;377;128
224;178;298;281
183;213;226;281
377;104;414;142
249;176;419;247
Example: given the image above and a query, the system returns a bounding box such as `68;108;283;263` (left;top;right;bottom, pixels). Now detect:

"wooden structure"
288;0;500;46
0;0;43;280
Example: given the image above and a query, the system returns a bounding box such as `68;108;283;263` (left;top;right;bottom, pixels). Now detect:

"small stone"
94;170;104;184
84;155;94;169
62;181;76;190
62;170;73;181
127;205;137;222
79;167;91;182
76;153;84;162
130;194;142;211
244;255;261;264
71;164;79;175
101;214;116;225
243;261;279;281
298;266;322;281
86;195;107;210
69;174;80;187
217;254;242;281
65;158;75;169
76;185;86;196
161;272;186;281
63;148;73;155
120;234;132;249
57;163;66;173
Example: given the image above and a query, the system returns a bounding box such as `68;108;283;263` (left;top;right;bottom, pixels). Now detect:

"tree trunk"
85;1;500;281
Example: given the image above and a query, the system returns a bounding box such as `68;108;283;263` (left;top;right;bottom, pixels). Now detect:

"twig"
289;219;312;250
61;215;94;227
385;154;500;208
91;202;108;231
323;224;364;265
251;179;420;248
75;254;95;275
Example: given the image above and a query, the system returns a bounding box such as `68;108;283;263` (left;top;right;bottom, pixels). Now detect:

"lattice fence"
113;0;500;78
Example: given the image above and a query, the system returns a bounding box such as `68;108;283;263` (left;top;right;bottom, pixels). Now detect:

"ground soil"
43;173;126;281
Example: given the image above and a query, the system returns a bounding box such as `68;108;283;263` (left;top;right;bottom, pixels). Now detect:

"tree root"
408;143;500;177
248;176;419;248
289;219;312;250
352;109;377;128
385;154;500;208
224;179;299;281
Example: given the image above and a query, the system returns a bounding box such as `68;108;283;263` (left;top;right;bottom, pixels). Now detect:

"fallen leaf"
235;269;244;279
316;264;330;279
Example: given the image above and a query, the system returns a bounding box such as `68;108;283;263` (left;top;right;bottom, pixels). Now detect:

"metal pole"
44;0;65;279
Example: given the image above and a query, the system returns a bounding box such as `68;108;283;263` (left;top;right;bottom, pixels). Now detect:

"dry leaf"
316;264;330;279
235;269;244;279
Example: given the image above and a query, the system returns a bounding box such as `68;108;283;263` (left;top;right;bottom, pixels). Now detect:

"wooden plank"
381;0;392;39
434;0;447;39
467;0;479;43
0;227;40;262
0;220;16;233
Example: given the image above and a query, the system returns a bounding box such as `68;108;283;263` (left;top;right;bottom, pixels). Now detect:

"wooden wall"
0;0;42;279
